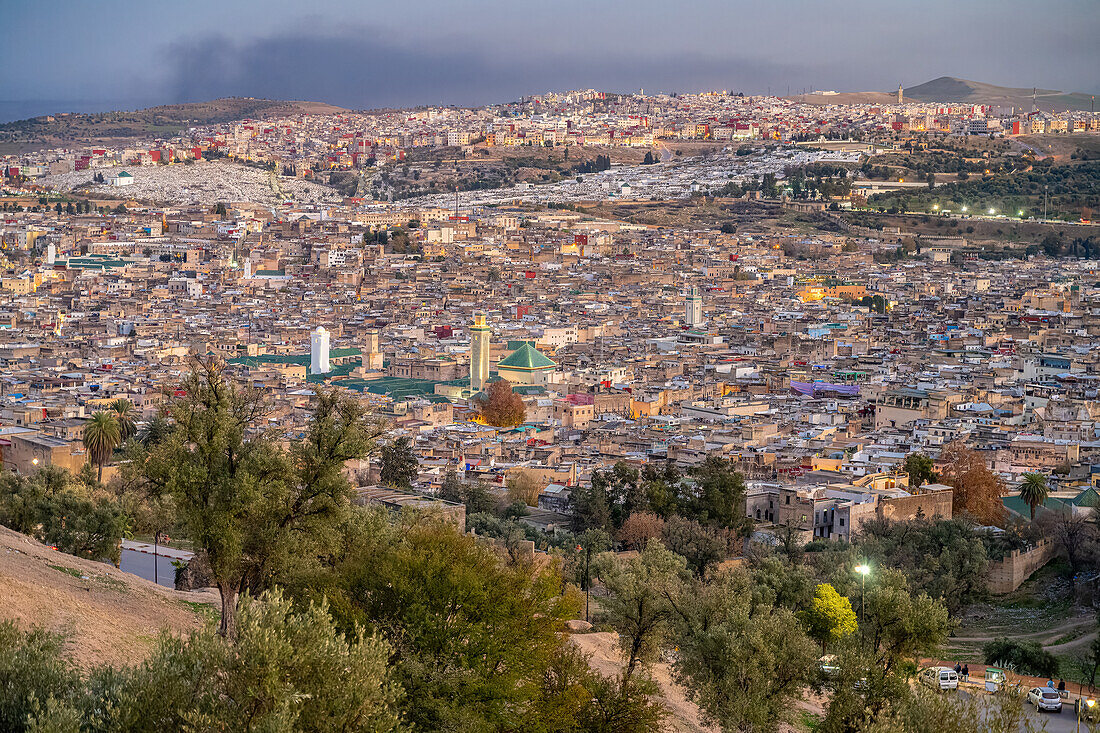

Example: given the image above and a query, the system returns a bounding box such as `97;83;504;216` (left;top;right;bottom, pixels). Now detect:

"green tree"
7;592;402;733
139;414;172;447
660;516;727;577
379;436;418;488
569;480;612;533
0;621;78;733
296;511;586;732
110;398;137;443
137;361;378;636
686;455;750;535
1017;472;1049;520
800;583;857;654
595;541;688;683
82;411;121;482
903;453;936;490
668;569;819;732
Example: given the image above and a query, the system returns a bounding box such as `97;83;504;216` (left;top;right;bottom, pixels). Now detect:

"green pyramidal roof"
497;342;556;371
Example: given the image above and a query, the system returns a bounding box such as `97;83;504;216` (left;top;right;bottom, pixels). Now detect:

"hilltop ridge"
789;76;1095;112
0;97;347;154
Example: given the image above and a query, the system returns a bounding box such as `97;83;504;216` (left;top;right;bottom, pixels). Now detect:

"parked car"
919;667;958;691
1026;687;1062;713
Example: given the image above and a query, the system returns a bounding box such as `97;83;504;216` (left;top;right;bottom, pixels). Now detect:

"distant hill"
0;97;347;155
903;76;1094;112
789;76;1095;112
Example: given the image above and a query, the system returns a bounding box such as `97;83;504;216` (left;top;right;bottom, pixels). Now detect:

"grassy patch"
798;710;822;732
180;600;219;623
48;564;86;580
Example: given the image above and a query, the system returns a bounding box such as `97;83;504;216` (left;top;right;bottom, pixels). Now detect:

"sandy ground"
569;630;821;733
0;525;217;668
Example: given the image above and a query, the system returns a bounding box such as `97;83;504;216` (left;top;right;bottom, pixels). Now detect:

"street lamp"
988;208;996;215
961;206;968;213
932;204;939;212
855;564;870;626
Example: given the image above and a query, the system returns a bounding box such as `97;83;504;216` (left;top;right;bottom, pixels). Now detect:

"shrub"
982;637;1059;678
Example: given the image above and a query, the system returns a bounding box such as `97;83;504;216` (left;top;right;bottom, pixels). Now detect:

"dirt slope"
569;630;820;733
0;525;217;668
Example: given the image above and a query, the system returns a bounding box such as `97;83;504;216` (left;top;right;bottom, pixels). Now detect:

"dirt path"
951;614;1096;643
568;630;821;733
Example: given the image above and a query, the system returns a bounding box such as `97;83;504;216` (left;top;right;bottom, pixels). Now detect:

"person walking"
954;662;962;678
962;664;969;683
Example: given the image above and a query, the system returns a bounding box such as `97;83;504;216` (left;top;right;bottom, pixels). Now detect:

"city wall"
986;538;1058;595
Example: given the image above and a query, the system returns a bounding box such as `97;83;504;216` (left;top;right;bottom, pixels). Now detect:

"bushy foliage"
0;467;126;564
983;637;1060;678
0;592;402;733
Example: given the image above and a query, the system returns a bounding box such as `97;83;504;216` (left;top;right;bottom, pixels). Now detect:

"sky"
2;0;1097;119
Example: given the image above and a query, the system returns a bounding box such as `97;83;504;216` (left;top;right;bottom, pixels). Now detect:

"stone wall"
876;490;953;522
986;538;1058;595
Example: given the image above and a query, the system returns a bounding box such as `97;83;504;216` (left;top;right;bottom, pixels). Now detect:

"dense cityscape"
1;4;1099;732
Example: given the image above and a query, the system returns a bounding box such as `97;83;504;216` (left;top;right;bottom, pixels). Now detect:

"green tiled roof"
229;353;308;367
1069;487;1099;508
497;342;555;371
1002;495;1071;520
333;376;464;400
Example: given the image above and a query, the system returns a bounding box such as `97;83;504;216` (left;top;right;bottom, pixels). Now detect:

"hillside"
0;524;217;667
0;97;347;154
789;76;1095;112
904;76;1095;112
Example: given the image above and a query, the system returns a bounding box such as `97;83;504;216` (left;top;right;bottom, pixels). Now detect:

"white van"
919;667;959;691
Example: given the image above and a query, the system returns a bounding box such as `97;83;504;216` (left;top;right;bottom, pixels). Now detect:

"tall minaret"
686;287;703;327
469;312;490;392
310;326;330;375
897;84;904;104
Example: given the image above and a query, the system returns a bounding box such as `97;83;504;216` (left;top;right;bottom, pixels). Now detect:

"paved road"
958;687;1088;732
118;541;193;589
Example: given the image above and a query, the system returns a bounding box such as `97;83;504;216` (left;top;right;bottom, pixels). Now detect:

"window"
785;496;791;505
839;517;845;526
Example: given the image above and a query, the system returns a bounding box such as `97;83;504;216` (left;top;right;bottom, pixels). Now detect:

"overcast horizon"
3;0;1098;123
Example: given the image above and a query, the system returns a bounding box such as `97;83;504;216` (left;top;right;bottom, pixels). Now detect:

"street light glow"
961;206;968;212
988;208;996;215
855;564;870;576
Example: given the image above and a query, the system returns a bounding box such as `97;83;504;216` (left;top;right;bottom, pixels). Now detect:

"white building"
469;312;490;392
107;171;134;186
686;286;703;327
310;326;331;375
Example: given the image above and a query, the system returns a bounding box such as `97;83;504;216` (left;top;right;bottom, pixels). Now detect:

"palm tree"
83;411;121;482
110;398;137;442
140;414;172;447
1018;472;1049;521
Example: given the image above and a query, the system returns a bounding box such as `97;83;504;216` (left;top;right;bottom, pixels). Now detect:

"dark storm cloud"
166;28;802;108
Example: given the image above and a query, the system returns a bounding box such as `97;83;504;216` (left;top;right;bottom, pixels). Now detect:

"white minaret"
469;312;490;392
46;243;56;265
310;326;330;375
686;287;703;327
